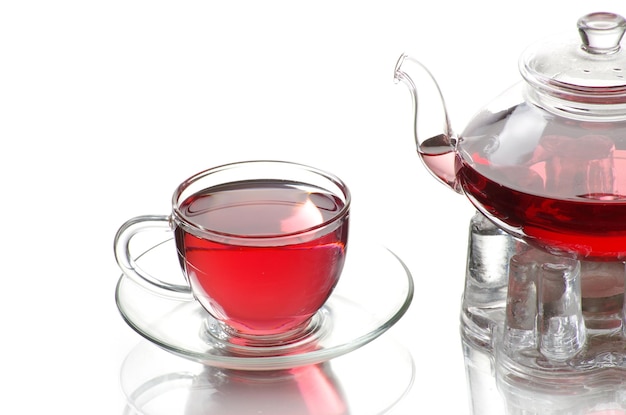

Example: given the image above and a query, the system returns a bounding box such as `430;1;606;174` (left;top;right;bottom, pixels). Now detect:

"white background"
2;1;626;413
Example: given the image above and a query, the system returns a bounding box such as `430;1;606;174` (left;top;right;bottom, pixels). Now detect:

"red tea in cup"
175;179;348;336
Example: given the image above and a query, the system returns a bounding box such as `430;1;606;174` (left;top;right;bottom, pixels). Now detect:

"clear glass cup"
114;160;350;350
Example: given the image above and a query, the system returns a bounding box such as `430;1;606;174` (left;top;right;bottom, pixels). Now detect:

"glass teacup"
114;160;350;350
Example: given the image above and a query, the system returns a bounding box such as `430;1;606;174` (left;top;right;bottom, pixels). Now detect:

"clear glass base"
201;312;330;356
461;212;626;415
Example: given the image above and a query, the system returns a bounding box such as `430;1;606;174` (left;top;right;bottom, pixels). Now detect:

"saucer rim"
115;238;414;371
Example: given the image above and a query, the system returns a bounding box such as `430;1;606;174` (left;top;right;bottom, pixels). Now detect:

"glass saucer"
120;336;415;415
115;236;414;371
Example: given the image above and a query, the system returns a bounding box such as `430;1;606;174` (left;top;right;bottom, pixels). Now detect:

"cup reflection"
187;365;345;414
121;338;415;415
124;362;346;415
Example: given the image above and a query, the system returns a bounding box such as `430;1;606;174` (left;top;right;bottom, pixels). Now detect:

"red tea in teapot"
453;107;626;260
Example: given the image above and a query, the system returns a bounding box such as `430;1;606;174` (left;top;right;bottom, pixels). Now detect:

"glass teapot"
395;12;626;260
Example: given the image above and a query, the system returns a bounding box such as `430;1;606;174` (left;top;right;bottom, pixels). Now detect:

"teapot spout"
394;54;461;192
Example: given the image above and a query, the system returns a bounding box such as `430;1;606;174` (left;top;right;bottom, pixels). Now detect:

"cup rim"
170;160;351;242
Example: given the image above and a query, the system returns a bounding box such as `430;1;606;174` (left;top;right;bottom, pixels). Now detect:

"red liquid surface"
458;154;626;259
175;180;348;335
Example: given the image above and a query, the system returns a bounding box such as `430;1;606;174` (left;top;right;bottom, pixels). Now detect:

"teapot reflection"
124;359;347;415
465;334;626;415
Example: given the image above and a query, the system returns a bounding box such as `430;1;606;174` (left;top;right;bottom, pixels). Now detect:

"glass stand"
461;212;626;415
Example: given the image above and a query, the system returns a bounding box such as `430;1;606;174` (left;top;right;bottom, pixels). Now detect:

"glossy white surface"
3;1;625;413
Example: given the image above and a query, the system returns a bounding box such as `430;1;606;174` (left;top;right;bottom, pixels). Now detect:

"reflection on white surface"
126;363;346;415
465;336;626;415
121;336;415;415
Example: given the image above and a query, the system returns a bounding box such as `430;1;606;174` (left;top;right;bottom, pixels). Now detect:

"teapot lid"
520;12;626;103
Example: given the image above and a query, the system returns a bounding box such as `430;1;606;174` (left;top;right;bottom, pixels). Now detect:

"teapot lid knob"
520;11;626;108
578;12;626;54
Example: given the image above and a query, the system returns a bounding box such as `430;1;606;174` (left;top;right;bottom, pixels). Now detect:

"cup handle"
114;215;193;300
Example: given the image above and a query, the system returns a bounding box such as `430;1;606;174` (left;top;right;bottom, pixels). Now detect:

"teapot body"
456;83;626;259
